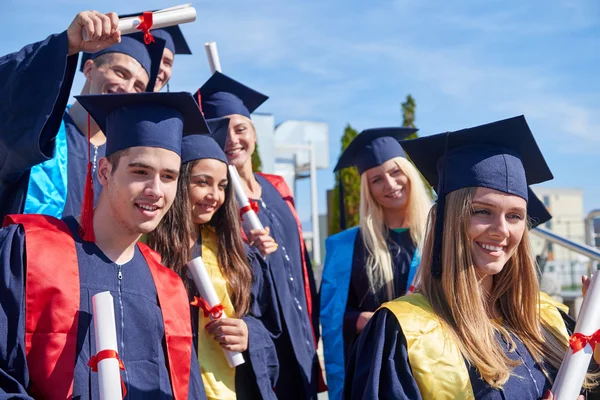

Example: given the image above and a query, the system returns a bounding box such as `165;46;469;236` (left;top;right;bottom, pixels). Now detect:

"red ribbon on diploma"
88;349;127;397
569;329;600;353
240;199;259;221
136;12;155;44
191;296;225;319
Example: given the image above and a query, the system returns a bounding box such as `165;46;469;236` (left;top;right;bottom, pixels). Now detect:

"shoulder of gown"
344;307;423;400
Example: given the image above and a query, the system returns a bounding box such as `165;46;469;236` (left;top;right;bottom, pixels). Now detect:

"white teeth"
138;204;157;211
480;243;503;252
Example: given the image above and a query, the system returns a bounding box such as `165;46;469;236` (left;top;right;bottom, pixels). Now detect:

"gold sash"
382;292;569;400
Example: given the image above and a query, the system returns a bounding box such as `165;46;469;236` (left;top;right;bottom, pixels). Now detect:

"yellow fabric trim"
383;292;569;400
197;225;237;400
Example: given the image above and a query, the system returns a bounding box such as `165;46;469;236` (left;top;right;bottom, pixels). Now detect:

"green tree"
252;142;263;172
401;94;434;197
328;124;361;235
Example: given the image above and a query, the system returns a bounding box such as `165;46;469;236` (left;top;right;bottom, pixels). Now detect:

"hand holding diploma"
550;273;600;400
187;257;246;367
205;318;249;353
67;11;120;56
247;227;278;257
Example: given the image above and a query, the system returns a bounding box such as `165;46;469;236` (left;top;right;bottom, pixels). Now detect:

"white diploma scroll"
551;273;600;400
228;165;264;234
205;42;222;74
187;257;246;368
83;4;197;41
92;291;122;400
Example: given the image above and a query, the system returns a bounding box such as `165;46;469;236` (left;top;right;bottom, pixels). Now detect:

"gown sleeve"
0;31;78;182
238;246;280;400
343;308;423;400
0;224;34;399
305;247;321;342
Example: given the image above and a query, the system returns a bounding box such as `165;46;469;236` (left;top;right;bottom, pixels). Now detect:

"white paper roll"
83;5;196;41
228;166;264;234
92;291;123;400
205;42;222;74
551;273;600;400
187;257;245;368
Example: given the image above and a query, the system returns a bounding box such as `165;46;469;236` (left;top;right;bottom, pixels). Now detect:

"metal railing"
532;226;600;263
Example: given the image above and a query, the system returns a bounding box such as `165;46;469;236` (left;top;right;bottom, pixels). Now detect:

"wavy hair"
148;160;252;317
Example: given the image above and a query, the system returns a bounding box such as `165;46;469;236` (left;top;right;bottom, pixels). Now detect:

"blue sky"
2;0;599;226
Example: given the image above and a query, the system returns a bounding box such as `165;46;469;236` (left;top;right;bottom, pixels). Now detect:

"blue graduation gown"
0;216;206;399
253;174;319;399
343;307;576;400
189;240;280;400
321;227;419;400
0;31;103;220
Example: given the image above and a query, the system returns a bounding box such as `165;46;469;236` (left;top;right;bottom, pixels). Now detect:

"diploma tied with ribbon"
187;256;246;368
83;4;197;42
551;273;600;400
89;291;125;400
228;165;264;235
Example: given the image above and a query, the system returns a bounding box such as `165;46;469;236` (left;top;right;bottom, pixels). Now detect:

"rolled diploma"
551;273;600;400
92;291;122;400
205;42;222;74
228;166;264;234
83;5;196;41
187;257;245;368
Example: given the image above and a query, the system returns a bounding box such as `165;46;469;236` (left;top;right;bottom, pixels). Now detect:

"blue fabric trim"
320;227;359;400
23;116;68;217
321;228;421;400
407;247;420;291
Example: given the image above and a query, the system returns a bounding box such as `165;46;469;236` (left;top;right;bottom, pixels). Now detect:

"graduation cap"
195;72;269;119
79;35;166;92
527;188;552;229
400;115;553;278
181;118;230;164
334;127;417;230
74;92;208;242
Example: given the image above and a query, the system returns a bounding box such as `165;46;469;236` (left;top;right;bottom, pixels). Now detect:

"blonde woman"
344;116;599;399
321;128;432;399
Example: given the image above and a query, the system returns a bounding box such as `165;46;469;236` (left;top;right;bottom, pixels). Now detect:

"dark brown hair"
148;160;252;316
105;149;130;174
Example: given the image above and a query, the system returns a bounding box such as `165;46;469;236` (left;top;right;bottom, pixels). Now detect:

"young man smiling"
0;91;210;399
0;10;165;221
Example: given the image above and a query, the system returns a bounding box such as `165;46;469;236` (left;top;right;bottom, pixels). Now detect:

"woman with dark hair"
148;119;279;400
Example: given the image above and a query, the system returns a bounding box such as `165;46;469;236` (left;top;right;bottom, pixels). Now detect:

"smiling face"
83;52;150;94
365;158;410;213
98;146;181;235
223;114;256;169
468;187;528;277
154;48;174;92
188;158;229;225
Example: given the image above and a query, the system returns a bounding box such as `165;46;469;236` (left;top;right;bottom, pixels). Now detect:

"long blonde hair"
418;187;599;389
359;156;431;301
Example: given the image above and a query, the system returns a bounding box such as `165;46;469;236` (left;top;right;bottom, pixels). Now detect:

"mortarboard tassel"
80;114;96;242
431;132;450;279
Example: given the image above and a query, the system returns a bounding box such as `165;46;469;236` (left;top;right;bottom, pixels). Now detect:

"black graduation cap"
527;188;552;229
195;72;269;119
334;127;417;230
79;35;166;93
334;127;417;175
181;118;230;164
118;10;192;55
401;115;553;278
75;92;209;157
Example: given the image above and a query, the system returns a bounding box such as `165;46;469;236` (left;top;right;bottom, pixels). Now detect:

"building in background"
252;113;329;267
530;187;587;289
